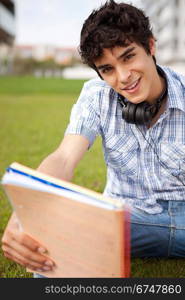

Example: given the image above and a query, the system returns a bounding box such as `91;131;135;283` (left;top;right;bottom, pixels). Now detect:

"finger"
4;251;28;267
2;230;55;268
3;245;53;271
4;251;37;270
13;232;47;253
4;251;46;272
3;239;54;266
3;230;47;254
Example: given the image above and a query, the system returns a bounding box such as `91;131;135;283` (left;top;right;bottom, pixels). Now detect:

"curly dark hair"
79;0;154;69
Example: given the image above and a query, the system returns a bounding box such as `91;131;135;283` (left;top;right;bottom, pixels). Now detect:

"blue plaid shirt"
65;66;185;214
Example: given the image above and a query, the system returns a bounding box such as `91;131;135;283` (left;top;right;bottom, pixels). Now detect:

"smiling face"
94;39;164;104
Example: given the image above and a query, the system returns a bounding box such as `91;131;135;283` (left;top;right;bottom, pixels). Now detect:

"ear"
149;38;156;56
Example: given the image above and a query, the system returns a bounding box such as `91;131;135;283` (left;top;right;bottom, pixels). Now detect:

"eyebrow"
96;46;136;71
117;46;135;60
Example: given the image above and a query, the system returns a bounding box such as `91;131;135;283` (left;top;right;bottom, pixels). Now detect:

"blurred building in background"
142;0;185;75
14;45;80;65
0;0;15;44
13;44;86;77
0;0;15;74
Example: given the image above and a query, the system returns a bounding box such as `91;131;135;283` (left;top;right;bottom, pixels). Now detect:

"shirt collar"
161;65;185;113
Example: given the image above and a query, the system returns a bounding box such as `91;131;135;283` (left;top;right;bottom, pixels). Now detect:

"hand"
1;213;55;273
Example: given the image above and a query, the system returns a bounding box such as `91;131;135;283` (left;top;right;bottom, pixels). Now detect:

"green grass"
0;76;86;95
0;76;185;278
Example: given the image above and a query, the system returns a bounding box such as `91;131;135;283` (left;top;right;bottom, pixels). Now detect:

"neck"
147;66;167;105
147;95;167;129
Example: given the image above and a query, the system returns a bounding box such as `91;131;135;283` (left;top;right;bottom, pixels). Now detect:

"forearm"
37;150;74;182
37;135;89;181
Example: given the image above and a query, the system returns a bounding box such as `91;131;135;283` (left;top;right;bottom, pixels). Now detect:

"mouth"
120;78;141;93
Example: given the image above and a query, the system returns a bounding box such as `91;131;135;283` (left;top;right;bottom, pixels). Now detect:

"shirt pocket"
159;142;185;181
103;133;139;176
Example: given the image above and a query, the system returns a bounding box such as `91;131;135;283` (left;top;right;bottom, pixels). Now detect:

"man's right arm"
1;134;90;273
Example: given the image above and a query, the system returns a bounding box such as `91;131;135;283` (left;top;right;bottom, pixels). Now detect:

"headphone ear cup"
134;104;145;124
121;100;157;125
122;102;137;124
121;103;129;122
135;103;151;125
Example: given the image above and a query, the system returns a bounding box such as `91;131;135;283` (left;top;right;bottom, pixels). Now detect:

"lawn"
0;76;185;278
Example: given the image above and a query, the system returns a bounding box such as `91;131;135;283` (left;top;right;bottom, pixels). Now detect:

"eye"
124;53;135;62
101;66;113;74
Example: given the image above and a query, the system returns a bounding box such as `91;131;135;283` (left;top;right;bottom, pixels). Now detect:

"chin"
126;92;149;104
127;97;145;105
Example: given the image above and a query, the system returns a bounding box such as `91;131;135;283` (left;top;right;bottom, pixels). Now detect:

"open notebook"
1;162;130;278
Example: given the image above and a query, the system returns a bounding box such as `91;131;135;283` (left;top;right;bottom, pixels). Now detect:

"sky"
14;0;142;48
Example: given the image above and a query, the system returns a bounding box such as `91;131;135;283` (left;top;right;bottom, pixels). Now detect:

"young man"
2;0;185;275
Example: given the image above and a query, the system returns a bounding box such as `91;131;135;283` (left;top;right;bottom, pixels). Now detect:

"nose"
116;67;131;84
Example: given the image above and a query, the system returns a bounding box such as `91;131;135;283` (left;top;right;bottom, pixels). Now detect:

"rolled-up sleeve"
65;81;101;148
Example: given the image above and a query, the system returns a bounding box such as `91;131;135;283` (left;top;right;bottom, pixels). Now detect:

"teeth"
126;80;138;90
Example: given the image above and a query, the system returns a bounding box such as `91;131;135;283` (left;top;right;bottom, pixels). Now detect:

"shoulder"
79;78;117;110
161;65;185;88
83;77;113;95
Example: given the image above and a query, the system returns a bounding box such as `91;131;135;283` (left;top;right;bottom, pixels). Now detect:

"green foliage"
0;76;185;278
12;57;66;75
